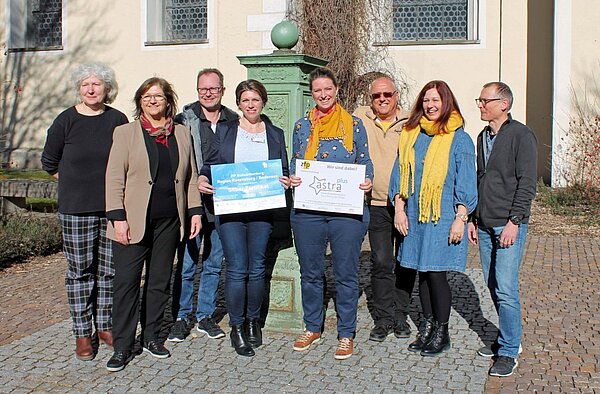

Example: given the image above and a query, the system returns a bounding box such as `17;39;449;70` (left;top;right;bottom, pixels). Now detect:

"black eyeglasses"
475;98;502;106
371;91;396;100
197;87;223;95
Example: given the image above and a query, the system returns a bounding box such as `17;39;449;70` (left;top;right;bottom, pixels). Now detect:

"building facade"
0;0;596;186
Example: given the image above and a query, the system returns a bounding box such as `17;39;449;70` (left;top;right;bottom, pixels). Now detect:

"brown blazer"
105;121;202;244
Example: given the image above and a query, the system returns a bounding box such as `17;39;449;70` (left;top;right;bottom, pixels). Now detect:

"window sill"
6;46;63;53
374;39;480;47
145;39;208;47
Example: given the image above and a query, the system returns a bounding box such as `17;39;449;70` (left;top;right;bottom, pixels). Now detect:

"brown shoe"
292;330;321;351
75;337;95;361
98;330;113;349
334;337;353;360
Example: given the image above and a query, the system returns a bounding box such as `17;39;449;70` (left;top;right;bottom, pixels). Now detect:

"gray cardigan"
474;115;538;228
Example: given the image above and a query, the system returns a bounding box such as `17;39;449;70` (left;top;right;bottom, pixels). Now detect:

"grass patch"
25;198;58;213
0;213;62;268
536;179;600;226
0;169;53;180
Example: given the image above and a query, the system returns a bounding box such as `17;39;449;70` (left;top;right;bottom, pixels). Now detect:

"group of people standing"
41;61;536;378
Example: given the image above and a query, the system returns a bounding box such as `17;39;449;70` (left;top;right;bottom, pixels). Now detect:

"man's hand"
499;221;519;248
468;222;478;245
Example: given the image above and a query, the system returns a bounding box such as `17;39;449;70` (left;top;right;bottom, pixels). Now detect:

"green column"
237;21;328;333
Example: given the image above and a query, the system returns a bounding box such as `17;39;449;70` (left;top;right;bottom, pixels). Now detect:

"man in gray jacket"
168;68;238;342
468;82;537;377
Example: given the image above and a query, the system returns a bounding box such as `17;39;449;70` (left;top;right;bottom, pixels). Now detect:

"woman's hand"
449;217;466;244
198;175;214;194
279;176;291;190
189;215;202;239
394;210;409;236
359;178;373;192
290;175;302;188
114;220;131;245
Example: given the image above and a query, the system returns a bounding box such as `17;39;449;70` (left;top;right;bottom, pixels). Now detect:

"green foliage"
0;213;62;267
536;179;600;226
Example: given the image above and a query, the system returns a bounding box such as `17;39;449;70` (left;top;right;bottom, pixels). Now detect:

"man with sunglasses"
468;82;537;377
168;68;238;342
354;76;417;342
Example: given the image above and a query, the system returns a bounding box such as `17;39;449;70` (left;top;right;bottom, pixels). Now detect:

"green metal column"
237;22;328;333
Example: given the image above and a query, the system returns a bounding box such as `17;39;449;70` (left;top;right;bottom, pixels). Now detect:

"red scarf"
140;114;173;147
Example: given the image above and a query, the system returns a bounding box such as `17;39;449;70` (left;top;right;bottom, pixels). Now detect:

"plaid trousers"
59;213;114;337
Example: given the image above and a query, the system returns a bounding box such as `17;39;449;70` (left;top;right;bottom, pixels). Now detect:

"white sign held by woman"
293;159;365;214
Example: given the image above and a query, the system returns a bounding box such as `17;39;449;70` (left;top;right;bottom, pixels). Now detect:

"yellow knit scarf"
305;103;354;160
397;111;463;223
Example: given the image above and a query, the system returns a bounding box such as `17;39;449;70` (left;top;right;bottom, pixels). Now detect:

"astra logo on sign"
309;177;347;195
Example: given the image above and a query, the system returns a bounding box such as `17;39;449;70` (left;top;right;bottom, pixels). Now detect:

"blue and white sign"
212;159;286;215
293;159;366;214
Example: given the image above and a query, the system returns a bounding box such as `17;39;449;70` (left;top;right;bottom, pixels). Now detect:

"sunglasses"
371;91;396;100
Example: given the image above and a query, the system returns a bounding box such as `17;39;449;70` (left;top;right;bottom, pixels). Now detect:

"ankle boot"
421;321;450;356
246;319;263;348
408;316;435;352
230;325;255;357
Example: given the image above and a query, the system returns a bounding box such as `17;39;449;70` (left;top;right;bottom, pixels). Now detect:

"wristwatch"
455;213;468;223
509;215;521;225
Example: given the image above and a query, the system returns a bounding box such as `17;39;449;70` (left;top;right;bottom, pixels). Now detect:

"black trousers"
112;216;180;352
368;205;417;326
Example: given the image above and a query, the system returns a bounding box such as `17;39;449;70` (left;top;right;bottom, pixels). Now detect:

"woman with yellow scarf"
389;80;477;356
289;68;374;360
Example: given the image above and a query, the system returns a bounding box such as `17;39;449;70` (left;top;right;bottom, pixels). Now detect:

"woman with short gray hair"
42;62;128;361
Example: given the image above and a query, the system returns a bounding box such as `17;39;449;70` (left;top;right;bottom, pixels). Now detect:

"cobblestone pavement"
0;235;598;392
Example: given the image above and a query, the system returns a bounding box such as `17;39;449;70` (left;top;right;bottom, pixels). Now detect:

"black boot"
421;321;450;356
230;325;255;357
408;316;435;352
246;319;263;348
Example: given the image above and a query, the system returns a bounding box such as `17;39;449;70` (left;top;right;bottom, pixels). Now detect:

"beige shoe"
292;330;321;351
334;337;353;360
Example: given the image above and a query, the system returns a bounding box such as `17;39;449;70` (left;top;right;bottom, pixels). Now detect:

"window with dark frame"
392;0;472;42
164;0;208;42
9;0;63;50
146;0;208;45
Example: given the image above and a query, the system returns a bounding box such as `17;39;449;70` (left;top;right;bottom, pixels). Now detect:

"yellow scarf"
305;103;354;160
397;111;463;223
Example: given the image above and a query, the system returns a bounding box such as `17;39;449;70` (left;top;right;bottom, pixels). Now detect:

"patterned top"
290;115;374;180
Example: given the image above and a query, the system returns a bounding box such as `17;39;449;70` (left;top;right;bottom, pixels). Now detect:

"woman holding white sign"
289;67;374;360
389;80;477;356
198;79;290;357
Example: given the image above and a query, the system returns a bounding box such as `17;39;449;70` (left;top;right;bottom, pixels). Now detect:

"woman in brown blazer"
104;77;202;372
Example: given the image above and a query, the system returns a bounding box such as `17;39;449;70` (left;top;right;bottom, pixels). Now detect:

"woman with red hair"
389;80;477;356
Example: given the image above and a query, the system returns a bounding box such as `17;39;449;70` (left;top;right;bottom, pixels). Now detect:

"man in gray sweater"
468;82;537;377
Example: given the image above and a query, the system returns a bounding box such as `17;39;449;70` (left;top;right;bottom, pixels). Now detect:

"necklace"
240;117;265;133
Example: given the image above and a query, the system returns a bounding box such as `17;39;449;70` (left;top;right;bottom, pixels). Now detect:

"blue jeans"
478;224;528;358
291;207;369;338
216;212;273;327
174;220;224;321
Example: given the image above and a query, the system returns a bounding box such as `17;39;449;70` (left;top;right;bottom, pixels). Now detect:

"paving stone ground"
0;235;598;393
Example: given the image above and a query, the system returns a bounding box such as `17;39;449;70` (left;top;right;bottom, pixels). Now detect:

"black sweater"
41;106;128;214
474;116;538;228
